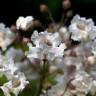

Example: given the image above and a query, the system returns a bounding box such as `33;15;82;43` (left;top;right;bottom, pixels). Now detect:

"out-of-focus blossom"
0;23;15;50
64;56;83;71
16;59;40;80
87;56;96;65
69;15;96;41
16;16;34;31
90;80;96;95
6;47;25;62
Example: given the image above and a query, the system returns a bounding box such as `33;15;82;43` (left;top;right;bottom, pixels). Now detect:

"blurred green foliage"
45;0;62;17
0;75;8;86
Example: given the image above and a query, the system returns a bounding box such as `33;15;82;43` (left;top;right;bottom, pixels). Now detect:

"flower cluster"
26;30;67;61
25;15;96;96
1;13;96;96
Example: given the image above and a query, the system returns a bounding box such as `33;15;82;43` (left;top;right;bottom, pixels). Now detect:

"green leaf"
18;85;33;96
0;75;8;86
10;92;15;96
19;79;40;96
47;75;58;86
0;89;4;96
12;42;29;52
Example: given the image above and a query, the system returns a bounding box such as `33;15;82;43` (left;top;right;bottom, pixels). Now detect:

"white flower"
47;43;66;61
0;23;15;50
27;42;66;61
27;30;66;61
71;30;88;41
69;15;95;41
69;15;94;33
6;59;18;75
31;30;62;47
16;16;34;31
0;56;18;80
26;43;43;60
0;72;29;96
70;71;92;95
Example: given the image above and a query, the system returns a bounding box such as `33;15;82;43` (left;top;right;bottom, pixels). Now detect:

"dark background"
0;0;96;26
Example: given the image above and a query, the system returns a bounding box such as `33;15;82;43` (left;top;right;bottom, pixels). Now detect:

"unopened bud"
87;56;96;65
10;25;17;33
22;37;30;44
49;66;57;73
66;10;73;18
62;0;71;9
40;4;48;13
33;20;41;27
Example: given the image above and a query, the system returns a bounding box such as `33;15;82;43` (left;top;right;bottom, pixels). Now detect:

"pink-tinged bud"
62;0;71;9
40;4;48;13
10;25;17;33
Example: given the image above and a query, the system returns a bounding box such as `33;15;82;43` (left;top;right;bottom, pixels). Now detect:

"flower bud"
33;20;41;27
66;10;73;18
40;4;48;13
49;66;57;73
10;25;17;33
87;56;96;65
22;37;30;44
62;0;71;9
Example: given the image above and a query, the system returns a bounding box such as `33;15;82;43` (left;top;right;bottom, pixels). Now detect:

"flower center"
45;39;52;46
12;78;21;88
77;21;85;30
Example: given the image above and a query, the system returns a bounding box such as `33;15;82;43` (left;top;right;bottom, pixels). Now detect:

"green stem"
60;13;65;26
47;9;58;32
35;59;49;96
46;90;48;96
47;9;55;24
